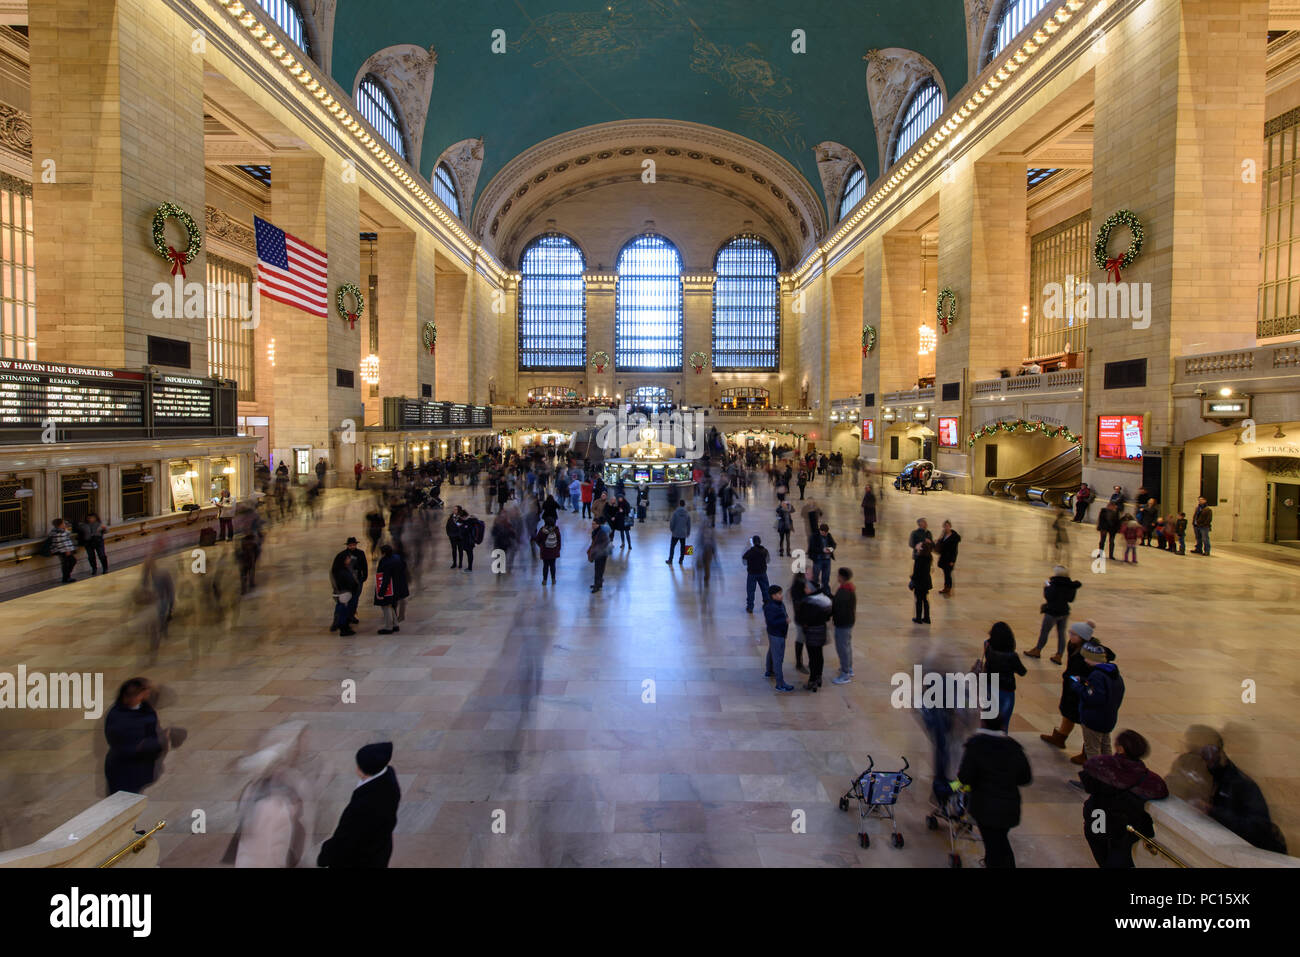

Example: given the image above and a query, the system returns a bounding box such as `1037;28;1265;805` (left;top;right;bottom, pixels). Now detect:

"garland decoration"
336;283;365;330
966;419;1080;447
688;351;708;374
1094;209;1144;283
422;320;437;355
151;202;202;279
936;288;958;333
861;324;877;356
589;351;610;374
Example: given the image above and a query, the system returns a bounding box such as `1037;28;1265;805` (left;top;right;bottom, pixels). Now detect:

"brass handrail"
96;820;166;868
1127;825;1188;868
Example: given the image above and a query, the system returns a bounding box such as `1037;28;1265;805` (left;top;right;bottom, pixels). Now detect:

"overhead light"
1218;387;1233;397
361;354;381;386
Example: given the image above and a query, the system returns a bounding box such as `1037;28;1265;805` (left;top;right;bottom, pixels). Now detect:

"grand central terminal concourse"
0;0;1294;935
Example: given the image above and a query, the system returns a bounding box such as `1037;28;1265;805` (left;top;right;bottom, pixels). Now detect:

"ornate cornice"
439;137;483;222
966;0;998;80
0;170;30;197
814;142;863;225
0;101;31;157
205;204;255;252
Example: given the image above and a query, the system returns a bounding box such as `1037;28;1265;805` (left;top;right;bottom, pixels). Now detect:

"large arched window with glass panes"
838;166;866;222
615;234;683;371
355;74;407;160
712;235;779;371
518;233;586;370
890;79;943;166
433;163;461;218
255;0;311;57
984;0;1052;67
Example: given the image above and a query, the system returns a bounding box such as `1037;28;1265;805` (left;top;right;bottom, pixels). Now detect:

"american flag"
254;216;328;318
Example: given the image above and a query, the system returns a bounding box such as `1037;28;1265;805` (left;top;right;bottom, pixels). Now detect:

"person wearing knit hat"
1075;640;1125;764
1026;565;1081;664
317;741;401;868
1041;621;1111;756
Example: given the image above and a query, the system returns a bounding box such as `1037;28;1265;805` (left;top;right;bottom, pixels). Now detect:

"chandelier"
918;323;937;356
361;353;380;385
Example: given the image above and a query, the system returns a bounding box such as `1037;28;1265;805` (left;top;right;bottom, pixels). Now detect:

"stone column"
584;275;615;397
31;0;207;371
682;275;714;407
1086;0;1266;492
434;264;468;402
266;154;363;474
374;227;437;408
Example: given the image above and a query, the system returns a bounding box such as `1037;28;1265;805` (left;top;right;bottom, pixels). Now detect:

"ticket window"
167;463;199;511
294;448;311;482
209;459;236;500
371;447;393;470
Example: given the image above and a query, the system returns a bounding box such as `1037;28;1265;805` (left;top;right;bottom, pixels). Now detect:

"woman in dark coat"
614;495;633;548
936;520;961;594
982;622;1027;732
541;494;560;525
910;540;934;623
374;544;409;634
860;484;877;537
1079;729;1168;868
104;677;165;795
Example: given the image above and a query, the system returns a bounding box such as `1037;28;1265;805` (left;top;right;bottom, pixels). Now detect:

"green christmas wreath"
688;351;708;373
861;324;877;356
1094;209;1144;281
336;283;365;329
422;320;437;354
589;351;610;372
936;288;957;333
151;202;202;279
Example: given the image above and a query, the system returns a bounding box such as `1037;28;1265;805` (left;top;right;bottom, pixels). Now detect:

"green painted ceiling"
330;0;968;218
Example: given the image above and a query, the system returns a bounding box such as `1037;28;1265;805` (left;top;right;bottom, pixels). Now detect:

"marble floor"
0;475;1296;867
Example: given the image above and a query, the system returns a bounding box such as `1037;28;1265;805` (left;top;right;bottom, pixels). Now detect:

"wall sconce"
361;354;380;386
883;409;897;423
267;338;276;366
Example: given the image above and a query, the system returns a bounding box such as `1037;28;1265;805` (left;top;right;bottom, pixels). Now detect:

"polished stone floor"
0;474;1296;867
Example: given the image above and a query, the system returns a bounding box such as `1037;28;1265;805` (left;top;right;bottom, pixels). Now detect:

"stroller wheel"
838;797;849;812
925;816;938;831
892;833;904;849
858;832;870;848
949;854;962;868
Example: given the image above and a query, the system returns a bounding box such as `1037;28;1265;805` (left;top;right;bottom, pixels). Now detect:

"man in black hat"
329;537;368;637
318;742;401;868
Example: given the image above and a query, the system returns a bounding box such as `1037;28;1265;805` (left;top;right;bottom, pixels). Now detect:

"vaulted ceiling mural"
330;0;968;217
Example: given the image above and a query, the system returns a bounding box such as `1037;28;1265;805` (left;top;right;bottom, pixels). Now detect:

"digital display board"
861;418;874;442
0;360;231;443
937;416;960;448
1097;414;1144;460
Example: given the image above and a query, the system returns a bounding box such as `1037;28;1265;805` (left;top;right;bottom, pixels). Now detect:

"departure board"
0;371;145;426
153;379;213;425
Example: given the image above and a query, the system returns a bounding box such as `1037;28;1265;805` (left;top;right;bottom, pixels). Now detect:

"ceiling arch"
473;119;827;269
328;0;970;215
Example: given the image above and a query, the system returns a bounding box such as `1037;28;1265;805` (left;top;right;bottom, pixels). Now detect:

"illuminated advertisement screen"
861;418;874;442
937;416;960;448
1097;414;1144;460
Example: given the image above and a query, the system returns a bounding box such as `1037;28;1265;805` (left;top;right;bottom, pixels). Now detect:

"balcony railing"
882;387;935;405
974;369;1085;397
1177;344;1300;381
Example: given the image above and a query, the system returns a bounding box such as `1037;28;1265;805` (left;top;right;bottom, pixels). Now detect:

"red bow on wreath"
428;343;436;356
166;245;187;280
346;313;359;330
594;363;606;373
1104;256;1124;284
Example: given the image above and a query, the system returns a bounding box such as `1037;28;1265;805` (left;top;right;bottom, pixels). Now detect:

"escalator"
987;445;1082;503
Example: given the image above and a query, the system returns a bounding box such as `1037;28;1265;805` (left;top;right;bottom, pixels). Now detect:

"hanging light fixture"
267;338;276;366
918;323;937;356
361;354;381;385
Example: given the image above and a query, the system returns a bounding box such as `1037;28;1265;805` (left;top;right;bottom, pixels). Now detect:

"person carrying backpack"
1026;565;1081;663
587;519;611;593
1075;640;1125;761
459;513;484;571
775;501;794;556
535;519;562;585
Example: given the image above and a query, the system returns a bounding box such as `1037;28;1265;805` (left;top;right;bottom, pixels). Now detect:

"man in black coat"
318;742;401;868
329;537;368;637
957;718;1033;867
1096;502;1120;560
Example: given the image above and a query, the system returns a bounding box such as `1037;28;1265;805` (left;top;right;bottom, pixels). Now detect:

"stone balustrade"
0;792;160;868
1136;795;1299;868
1177;343;1300;380
973;369;1085;397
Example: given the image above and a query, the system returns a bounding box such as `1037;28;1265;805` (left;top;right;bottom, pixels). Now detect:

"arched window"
518;233;586;370
433;162;461;218
615;234;683;371
712;235;779;371
985;0;1052;67
255;0;310;57
838;166;867;222
355;74;407;160
890;79;943;166
627;386;673;413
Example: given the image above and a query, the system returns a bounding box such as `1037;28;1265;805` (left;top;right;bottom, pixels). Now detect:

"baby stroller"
920;700;981;867
838;756;912;848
